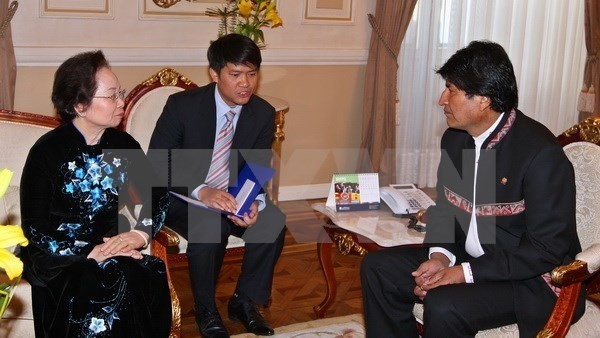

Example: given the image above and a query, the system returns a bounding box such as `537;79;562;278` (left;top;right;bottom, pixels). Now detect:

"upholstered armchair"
121;68;288;337
413;117;600;337
120;68;201;338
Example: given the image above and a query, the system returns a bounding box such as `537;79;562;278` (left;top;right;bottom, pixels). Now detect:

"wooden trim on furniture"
557;117;600;146
0;109;61;128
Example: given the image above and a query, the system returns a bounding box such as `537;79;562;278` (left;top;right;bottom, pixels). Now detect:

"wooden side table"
261;95;289;205
311;203;425;318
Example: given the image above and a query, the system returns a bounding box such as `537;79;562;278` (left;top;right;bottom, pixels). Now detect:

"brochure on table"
170;162;275;218
325;172;381;212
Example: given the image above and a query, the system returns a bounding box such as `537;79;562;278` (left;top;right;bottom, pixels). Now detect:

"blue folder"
169;162;275;218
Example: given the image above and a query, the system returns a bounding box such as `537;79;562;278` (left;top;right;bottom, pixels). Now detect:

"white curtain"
396;0;587;187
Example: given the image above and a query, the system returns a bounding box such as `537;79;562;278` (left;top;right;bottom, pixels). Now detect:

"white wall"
10;1;378;200
13;0;376;66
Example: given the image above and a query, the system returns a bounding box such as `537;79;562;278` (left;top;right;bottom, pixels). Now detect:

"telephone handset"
380;184;435;215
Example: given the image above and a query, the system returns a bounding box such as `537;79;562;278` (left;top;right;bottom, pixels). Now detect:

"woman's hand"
86;231;149;262
87;241;143;262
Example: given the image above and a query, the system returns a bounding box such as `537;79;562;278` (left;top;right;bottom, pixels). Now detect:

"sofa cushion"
0;119;54;184
0;186;20;226
0;278;34;338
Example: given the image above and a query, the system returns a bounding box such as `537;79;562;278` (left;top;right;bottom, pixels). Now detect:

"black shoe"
228;293;274;336
196;309;230;338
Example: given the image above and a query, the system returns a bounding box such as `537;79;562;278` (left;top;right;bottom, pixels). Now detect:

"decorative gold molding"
273;110;286;145
168;278;181;338
551;260;587;283
333;233;367;256
159;226;182;247
561;117;600;143
41;0;113;19
153;0;181;8
537;328;555;338
142;68;194;87
578;118;600;143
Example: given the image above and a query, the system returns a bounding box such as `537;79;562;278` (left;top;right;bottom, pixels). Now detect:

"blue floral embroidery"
88;317;106;333
62;153;124;214
29;152;130;257
48;240;59;253
67;258;129;337
28;225;91;256
57;223;82;238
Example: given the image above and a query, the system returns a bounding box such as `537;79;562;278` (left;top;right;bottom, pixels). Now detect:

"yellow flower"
0;225;28;280
0;169;13;198
265;9;282;27
206;0;283;48
0;169;27;280
237;0;253;18
265;0;276;12
258;1;267;12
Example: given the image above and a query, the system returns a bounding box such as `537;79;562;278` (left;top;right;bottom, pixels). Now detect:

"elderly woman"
19;50;171;337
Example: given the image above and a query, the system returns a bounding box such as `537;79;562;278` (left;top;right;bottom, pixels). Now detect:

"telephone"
380;184;435;215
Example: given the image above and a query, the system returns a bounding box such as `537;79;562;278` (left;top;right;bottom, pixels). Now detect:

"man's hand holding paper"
228;201;259;227
198;186;238;214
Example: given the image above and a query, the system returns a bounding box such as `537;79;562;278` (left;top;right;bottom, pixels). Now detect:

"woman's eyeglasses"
94;89;126;102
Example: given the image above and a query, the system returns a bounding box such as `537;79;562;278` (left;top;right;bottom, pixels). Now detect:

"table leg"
313;232;336;318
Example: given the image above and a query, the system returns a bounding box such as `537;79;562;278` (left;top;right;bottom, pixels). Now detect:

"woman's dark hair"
436;40;518;112
52;50;109;121
207;33;262;74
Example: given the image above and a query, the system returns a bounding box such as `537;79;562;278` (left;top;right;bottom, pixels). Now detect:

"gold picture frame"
139;0;227;21
39;0;114;19
303;0;354;24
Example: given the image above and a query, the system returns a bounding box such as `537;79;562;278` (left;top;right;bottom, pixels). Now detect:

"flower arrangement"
0;169;28;281
0;168;28;317
205;0;283;48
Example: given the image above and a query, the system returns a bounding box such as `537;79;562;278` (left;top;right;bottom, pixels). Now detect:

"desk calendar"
325;173;381;212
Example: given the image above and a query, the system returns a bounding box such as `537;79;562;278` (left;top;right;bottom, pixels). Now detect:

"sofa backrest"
0;110;60;225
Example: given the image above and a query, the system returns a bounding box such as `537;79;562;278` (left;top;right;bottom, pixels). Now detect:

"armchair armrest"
551;260;592;286
150;226;182;338
552;243;600;293
575;243;600;274
154;226;181;248
538;243;600;338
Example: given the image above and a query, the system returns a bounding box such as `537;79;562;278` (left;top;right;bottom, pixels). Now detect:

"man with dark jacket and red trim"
361;40;585;338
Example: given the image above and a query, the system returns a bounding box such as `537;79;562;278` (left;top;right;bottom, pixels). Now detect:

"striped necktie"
205;110;236;190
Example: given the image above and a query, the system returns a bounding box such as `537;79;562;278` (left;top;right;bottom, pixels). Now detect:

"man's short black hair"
436;40;518;112
207;34;262;74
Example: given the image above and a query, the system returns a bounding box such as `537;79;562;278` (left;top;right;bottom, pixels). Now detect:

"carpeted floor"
231;313;365;337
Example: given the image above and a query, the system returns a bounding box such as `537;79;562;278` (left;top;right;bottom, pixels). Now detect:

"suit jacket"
148;82;285;241
424;109;584;336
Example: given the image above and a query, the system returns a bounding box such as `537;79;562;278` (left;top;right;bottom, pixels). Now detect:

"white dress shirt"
430;113;504;283
191;88;266;211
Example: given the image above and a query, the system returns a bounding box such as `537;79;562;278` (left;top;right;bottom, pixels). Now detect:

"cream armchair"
413;117;600;337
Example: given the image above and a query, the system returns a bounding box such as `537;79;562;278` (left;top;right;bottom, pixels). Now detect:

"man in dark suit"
148;34;286;338
360;40;586;337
